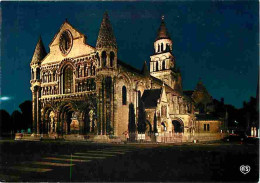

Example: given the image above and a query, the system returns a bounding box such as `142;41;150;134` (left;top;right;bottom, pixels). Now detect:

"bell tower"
150;16;182;91
95;12;117;135
30;36;47;134
96;12;117;72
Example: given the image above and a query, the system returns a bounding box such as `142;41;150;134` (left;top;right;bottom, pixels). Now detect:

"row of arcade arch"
40;100;97;135
96;51;115;68
161;119;184;133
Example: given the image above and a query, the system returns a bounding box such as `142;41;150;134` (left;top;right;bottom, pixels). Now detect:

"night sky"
1;1;259;114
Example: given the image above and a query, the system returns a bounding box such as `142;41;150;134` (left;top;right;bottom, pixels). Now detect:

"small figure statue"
50;121;53;133
54;121;57;132
49;111;55;133
89;109;94;132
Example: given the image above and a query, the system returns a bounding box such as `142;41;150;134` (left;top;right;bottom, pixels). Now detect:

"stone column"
113;78;118;136
79;113;84;135
32;89;37;134
36;88;41;134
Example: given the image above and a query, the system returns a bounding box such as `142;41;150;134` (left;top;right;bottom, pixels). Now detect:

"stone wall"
196;120;222;133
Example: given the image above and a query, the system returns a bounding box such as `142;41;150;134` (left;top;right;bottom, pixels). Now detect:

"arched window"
162;60;165;70
90;64;93;76
31;69;34;80
102;51;107;67
110;51;115;67
93;66;95;75
80;69;83;77
77;66;80;78
166;44;170;52
87;68;90;76
122;86;127;105
158;44;160;52
84;66;86;77
53;71;56;81
42;73;45;82
156;62;159;71
63;65;73;94
96;53;100;67
161;43;163;52
48;72;52;82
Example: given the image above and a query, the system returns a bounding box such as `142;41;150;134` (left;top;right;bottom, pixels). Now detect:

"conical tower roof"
141;61;149;77
195;79;207;92
31;36;47;65
96;12;117;49
156;16;171;41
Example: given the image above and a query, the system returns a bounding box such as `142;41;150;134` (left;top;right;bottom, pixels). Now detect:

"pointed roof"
192;79;212;104
156;15;171;41
31;36;47;65
96;12;117;49
195;80;207;92
141;61;149;76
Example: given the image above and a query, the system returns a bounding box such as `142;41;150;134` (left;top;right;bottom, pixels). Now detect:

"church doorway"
59;104;76;135
172;120;184;133
161;122;167;132
65;111;73;134
42;108;56;134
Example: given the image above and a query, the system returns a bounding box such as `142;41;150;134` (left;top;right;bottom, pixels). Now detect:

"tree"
19;100;32;130
153;113;158;133
128;103;136;133
137;101;146;133
11;110;23;133
0;110;11;136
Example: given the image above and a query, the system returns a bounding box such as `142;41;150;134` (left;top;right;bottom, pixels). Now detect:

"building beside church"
29;13;224;142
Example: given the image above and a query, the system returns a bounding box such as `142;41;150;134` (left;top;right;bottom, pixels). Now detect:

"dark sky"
0;1;259;114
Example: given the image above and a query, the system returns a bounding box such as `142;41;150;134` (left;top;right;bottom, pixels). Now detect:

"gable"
41;21;95;65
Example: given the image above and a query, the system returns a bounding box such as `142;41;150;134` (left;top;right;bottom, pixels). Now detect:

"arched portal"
59;104;75;135
172;119;184;133
42;107;55;134
161;122;167;132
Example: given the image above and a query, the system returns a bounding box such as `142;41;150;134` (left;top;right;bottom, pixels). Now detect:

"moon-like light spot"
0;96;11;101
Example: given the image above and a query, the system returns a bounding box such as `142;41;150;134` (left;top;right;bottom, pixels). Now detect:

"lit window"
63;65;73;94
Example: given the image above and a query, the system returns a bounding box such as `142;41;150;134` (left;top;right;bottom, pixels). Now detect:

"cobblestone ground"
0;140;259;182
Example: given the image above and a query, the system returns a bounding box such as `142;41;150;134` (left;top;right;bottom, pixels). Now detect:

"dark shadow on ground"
0;140;259;182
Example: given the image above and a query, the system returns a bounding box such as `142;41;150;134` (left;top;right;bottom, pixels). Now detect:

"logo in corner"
240;165;250;175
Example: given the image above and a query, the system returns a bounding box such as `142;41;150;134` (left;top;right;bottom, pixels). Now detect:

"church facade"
30;13;223;142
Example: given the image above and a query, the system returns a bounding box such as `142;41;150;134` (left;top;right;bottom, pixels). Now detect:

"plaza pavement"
0;140;258;182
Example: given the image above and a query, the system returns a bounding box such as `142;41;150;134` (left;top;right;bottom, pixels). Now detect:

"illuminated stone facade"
30;13;223;141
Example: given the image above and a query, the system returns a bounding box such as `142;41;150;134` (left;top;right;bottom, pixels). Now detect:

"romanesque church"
30;12;223;142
